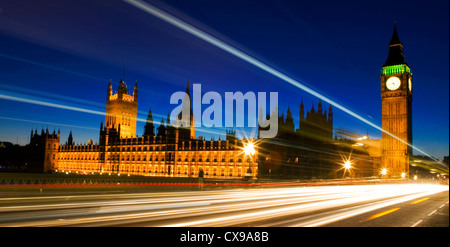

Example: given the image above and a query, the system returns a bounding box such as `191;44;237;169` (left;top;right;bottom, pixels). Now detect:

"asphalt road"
0;183;447;227
324;190;449;227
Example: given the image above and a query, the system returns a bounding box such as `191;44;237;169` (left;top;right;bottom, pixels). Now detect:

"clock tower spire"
383;23;407;67
380;24;413;178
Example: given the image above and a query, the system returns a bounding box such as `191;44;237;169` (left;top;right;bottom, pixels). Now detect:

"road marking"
366;207;401;221
428;210;437;216
410;197;429;204
411;220;423;227
411;200;447;227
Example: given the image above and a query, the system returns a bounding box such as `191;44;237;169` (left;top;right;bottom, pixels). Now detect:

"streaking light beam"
124;0;443;166
0;116;98;131
0;53;104;82
0;90;226;137
0;93;105;117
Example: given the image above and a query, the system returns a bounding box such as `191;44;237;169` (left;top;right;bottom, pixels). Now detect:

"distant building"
49;79;257;179
257;100;337;179
17;26;415;179
0;129;59;172
105;78;138;139
334;128;381;178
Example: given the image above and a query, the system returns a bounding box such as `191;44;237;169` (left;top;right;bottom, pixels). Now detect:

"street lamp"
342;160;352;178
381;168;387;178
244;142;255;156
339;153;353;178
243;140;256;180
343;160;352;170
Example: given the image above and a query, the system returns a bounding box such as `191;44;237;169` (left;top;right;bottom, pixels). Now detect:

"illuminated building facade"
105;78;138;139
380;25;413;178
47;79;257;179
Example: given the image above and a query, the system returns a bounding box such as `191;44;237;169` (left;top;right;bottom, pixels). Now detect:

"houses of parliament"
7;26;413;179
37;78;259;179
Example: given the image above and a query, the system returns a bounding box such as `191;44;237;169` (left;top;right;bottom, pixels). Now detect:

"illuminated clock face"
408;78;412;92
386;77;401;90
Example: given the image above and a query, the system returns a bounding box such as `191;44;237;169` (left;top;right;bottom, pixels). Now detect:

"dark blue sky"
0;0;448;160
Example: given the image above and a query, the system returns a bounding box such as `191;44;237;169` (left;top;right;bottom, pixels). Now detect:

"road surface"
0;183;447;227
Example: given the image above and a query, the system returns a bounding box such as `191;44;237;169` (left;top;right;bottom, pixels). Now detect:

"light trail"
124;0;444;167
0;184;447;227
0;92;105;117
0;83;105;109
0;116;98;131
0;89;229;138
0;52;104;81
0;90;150;127
0;83;158;125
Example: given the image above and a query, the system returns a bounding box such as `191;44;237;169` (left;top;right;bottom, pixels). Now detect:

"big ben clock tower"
380;24;413;178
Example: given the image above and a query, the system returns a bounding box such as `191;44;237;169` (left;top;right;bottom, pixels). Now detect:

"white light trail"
124;0;443;166
0;93;105;116
0;91;153;123
0;116;98;130
0;184;447;227
0;89;228;138
0;52;104;81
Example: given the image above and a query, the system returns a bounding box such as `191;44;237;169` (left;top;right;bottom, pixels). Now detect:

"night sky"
0;0;448;160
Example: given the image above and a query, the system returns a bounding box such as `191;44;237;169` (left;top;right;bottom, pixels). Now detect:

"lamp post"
401;172;406;179
243;140;256;180
381;168;387;178
342;160;352;178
